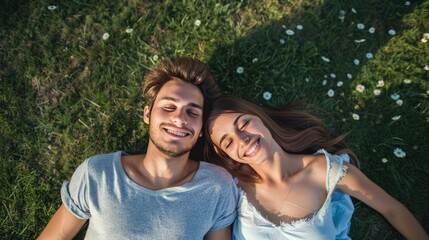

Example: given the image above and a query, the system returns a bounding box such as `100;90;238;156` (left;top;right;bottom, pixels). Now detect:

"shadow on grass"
206;0;429;239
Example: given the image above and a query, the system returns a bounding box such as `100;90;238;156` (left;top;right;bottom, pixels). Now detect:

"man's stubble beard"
149;135;195;158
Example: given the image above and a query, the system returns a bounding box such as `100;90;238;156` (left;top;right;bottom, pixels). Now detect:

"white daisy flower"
403;79;412;84
351;8;357;13
47;5;58;10
286;29;295;36
279;39;285;44
381;158;388;163
194;19;201;26
423;33;429;39
102;32;110;40
236;67;244;74
390;93;400;100
263;91;272;100
393;148;406;158
405;1;411;6
282;25;286;29
125;28;134;33
354;59;360;65
396;99;403;106
153;55;159;61
369;27;376;34
422;38;428;43
305;77;310;82
424;65;429;70
321;56;330;62
356;84;365;92
327;89;335;97
352;113;360;120
252;58;258;63
322;80;327;86
330;73;336;78
354;39;366;43
347;73;352;79
392;115;401;121
296;25;303;30
337;81;343;87
377;80;385;87
388;29;396;36
366;52;373;59
373;89;381;96
357;23;365;30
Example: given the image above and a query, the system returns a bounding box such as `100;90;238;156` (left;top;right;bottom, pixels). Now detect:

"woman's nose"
240;135;250;147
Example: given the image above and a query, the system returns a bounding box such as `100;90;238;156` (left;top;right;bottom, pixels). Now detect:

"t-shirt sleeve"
211;175;239;230
61;158;92;219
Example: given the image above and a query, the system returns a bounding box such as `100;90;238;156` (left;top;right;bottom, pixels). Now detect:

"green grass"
1;0;428;239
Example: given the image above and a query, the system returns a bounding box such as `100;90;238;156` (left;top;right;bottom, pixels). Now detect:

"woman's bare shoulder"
300;154;328;184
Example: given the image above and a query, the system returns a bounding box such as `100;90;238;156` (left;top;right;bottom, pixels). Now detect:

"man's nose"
171;109;187;126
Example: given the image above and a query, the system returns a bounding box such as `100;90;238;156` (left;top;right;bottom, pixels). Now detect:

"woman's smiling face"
208;112;276;166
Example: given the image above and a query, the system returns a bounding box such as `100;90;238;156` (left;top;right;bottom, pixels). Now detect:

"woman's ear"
143;105;150;124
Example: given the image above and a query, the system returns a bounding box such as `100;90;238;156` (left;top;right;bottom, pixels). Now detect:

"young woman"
204;95;428;240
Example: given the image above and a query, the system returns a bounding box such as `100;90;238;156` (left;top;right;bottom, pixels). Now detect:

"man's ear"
143;105;151;124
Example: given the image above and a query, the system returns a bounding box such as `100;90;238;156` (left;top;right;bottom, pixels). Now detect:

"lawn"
1;0;428;239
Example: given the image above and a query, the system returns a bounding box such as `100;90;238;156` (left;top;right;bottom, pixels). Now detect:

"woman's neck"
251;150;295;186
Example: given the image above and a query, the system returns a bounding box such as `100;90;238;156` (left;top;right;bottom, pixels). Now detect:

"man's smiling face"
144;78;204;157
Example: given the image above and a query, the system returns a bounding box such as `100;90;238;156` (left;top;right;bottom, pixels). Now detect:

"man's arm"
204;226;232;240
37;204;87;240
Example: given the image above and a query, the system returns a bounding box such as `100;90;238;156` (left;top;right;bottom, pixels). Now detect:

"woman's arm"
337;164;429;240
37;204;87;240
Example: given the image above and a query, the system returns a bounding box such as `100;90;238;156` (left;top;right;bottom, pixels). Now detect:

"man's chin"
159;148;190;158
151;139;194;158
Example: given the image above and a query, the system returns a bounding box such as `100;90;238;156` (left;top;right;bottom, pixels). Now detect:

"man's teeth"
246;140;259;156
166;129;187;137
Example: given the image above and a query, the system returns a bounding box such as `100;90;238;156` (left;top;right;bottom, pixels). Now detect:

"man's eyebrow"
159;97;203;110
219;113;246;146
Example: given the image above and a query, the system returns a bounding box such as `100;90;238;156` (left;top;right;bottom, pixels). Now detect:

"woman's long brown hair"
204;95;358;183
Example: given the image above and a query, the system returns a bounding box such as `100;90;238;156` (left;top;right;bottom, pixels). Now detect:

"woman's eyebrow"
218;113;246;146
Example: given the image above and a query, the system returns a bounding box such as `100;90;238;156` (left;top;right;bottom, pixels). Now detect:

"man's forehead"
157;96;203;109
155;79;204;107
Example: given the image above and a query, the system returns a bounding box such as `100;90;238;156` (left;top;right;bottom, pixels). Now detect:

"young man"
38;57;238;240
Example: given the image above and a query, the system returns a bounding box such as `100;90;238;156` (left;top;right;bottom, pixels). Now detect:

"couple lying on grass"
38;57;428;240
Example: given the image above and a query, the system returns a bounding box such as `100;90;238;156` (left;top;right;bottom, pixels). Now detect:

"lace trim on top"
338;164;349;182
238;188;319;228
238;149;349;229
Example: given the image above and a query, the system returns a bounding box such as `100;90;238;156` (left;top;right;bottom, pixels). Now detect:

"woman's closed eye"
224;139;232;149
239;120;250;130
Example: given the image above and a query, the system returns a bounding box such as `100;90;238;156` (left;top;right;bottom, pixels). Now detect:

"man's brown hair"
143;57;221;110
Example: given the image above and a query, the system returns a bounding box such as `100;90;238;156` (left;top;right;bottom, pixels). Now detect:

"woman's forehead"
209;113;243;133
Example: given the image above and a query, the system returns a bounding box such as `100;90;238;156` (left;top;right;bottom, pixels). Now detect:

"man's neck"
128;144;199;190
